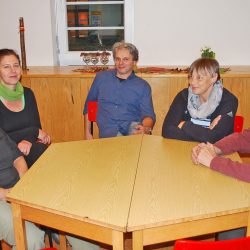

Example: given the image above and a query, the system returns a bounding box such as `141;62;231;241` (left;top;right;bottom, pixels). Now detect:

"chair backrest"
87;101;98;135
40;247;58;250
40;248;58;250
87;101;98;122
174;237;250;250
234;115;244;133
1;240;11;250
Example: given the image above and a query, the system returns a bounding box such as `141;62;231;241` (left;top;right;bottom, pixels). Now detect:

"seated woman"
162;58;238;143
0;49;50;167
191;128;250;240
0;128;45;249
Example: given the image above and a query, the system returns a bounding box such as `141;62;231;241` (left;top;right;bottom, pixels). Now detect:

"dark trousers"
217;227;246;240
25;142;48;168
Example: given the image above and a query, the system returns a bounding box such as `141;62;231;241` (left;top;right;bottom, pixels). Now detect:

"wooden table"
7;135;143;250
128;135;250;249
7;135;250;249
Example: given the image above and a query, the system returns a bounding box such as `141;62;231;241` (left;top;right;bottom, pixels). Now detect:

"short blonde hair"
189;58;220;80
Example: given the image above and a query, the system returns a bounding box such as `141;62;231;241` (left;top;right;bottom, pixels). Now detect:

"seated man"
0;128;45;249
83;42;156;139
162;58;238;143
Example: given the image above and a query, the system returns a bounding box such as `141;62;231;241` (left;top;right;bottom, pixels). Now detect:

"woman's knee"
25;221;45;249
0;201;15;245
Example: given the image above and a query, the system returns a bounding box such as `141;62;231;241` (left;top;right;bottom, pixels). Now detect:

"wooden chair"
87;101;98;135
174;237;250;250
234;115;244;133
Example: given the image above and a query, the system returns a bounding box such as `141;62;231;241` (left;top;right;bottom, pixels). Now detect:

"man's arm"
0;188;10;200
0;157;27;200
142;116;154;134
13;156;28;178
214;128;250;155
143;116;154;127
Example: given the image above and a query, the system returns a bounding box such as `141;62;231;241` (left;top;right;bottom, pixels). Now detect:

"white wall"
134;0;250;66
0;0;250;66
0;0;55;66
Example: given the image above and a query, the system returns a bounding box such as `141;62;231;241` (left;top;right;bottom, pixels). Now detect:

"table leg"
246;212;250;236
59;233;67;250
112;231;124;250
133;230;143;250
11;203;27;250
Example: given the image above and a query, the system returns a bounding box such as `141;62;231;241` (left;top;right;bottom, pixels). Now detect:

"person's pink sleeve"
211;156;250;183
214;128;250;154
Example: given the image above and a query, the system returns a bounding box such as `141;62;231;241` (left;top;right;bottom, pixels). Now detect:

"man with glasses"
83;42;156;139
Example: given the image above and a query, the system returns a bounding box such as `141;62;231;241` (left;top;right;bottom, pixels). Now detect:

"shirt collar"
112;69;136;80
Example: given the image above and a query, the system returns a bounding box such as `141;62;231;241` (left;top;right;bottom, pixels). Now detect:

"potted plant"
200;46;216;59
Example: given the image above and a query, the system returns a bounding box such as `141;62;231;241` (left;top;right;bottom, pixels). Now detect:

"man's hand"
132;124;152;135
191;143;206;164
197;144;216;167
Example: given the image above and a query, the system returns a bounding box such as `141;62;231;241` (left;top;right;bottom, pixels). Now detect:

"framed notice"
91;11;102;26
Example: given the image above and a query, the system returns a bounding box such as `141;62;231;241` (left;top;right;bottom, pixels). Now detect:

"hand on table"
192;142;222;168
132;124;152;135
196;143;217;167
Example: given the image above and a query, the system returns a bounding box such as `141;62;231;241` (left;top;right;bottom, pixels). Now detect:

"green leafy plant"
201;46;216;59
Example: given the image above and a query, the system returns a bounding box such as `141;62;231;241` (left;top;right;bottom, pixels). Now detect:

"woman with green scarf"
0;48;50;167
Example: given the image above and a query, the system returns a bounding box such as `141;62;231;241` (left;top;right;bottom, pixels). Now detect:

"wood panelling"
22;77;92;142
21;67;250;142
144;76;187;135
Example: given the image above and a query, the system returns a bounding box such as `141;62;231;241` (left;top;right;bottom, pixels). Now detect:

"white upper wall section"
0;0;249;66
134;0;250;66
0;0;55;66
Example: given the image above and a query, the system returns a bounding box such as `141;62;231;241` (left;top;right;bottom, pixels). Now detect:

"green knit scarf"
0;81;24;101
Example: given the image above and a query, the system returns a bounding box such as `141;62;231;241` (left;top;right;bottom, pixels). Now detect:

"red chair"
1;240;11;250
174;237;250;250
40;248;58;250
87;101;98;135
234;115;244;133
